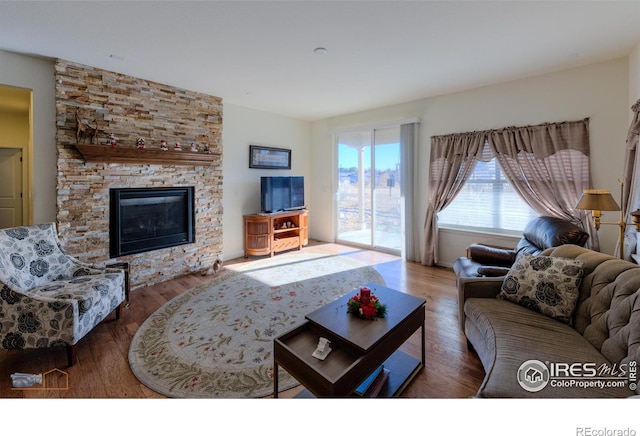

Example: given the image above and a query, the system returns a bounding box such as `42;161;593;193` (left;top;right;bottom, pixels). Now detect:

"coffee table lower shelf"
293;349;422;398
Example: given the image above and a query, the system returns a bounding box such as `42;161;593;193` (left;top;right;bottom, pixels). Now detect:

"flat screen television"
260;176;305;213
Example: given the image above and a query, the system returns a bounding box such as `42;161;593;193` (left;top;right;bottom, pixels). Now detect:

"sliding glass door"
336;126;401;253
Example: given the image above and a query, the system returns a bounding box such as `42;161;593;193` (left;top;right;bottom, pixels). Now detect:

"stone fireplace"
54;59;223;290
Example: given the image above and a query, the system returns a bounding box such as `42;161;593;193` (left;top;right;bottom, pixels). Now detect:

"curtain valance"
488;119;589;159
431;118;590;163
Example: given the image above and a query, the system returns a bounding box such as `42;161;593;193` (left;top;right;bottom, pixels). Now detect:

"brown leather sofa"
452;216;589;279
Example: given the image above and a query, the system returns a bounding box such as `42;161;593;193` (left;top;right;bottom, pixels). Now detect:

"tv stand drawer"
273;236;300;252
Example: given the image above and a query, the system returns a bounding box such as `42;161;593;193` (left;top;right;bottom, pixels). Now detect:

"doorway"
0;148;23;228
0;84;32;229
336;126;401;254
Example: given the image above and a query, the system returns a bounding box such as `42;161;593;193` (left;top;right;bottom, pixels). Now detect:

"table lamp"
575;183;640;259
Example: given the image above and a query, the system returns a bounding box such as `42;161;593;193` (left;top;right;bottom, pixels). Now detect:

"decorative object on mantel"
347;286;387;320
136;137;145;149
203;144;211;154
174;142;182;151
160;140;168;151
73;143;220;166
108;133;117;148
190;142;198;152
75;109;87;143
75;109;99;144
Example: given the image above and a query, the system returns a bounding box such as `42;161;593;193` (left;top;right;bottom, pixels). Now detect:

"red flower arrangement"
347;287;387;320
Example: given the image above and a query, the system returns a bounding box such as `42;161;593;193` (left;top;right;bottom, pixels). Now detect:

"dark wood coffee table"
273;282;426;397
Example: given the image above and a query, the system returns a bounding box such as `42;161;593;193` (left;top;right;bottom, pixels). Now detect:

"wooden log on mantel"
73;144;221;166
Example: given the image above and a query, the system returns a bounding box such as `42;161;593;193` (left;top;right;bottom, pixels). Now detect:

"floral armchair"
0;223;125;366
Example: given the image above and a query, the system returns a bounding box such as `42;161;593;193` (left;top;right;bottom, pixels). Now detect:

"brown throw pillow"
498;254;585;324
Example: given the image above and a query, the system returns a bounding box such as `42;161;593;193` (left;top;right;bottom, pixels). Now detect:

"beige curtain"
423;119;595;266
400;122;420;261
487;119;597;250
622;100;640;259
421;131;486;266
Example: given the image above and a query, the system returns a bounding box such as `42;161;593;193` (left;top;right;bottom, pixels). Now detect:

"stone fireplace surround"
54;59;223;290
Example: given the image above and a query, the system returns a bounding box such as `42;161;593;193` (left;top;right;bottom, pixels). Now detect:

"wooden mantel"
74;144;221;166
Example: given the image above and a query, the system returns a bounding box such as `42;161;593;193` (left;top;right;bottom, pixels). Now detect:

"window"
437;157;538;233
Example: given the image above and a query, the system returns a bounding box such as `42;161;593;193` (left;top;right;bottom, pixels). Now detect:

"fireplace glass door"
110;187;195;258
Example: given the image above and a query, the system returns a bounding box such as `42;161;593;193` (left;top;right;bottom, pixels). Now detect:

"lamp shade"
575;189;620;211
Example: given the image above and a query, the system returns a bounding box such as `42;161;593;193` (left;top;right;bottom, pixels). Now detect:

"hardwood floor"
0;241;484;399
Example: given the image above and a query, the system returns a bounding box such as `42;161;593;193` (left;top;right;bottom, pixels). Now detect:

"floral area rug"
128;252;385;398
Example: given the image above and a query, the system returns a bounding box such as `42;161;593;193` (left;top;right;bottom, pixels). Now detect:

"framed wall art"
249;145;291;169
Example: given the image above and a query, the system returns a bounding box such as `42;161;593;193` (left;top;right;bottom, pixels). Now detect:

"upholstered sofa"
453;216;589;279
458;244;639;398
0;223;126;366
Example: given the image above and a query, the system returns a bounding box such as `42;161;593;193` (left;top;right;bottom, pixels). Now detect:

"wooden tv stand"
243;210;309;257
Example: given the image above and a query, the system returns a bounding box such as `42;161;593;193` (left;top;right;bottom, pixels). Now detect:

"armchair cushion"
514;216;589;258
467;244;516;266
476;266;512;277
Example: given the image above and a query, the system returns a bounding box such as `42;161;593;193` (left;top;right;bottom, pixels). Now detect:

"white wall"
222;104;311;260
630;42;640;107
311;58;630;265
0;50;56;224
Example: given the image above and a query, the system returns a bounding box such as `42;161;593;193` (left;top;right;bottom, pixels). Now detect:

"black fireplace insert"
109;187;195;258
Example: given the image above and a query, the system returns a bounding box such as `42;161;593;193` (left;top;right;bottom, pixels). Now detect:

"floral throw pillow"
498;254;585;324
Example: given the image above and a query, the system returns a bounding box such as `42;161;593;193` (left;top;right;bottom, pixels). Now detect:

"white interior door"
0;148;24;229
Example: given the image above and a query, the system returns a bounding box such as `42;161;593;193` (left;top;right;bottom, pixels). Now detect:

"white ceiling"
1;1;640;121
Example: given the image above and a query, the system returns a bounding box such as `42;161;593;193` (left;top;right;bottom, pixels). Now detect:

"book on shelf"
354;365;389;397
361;368;390;398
